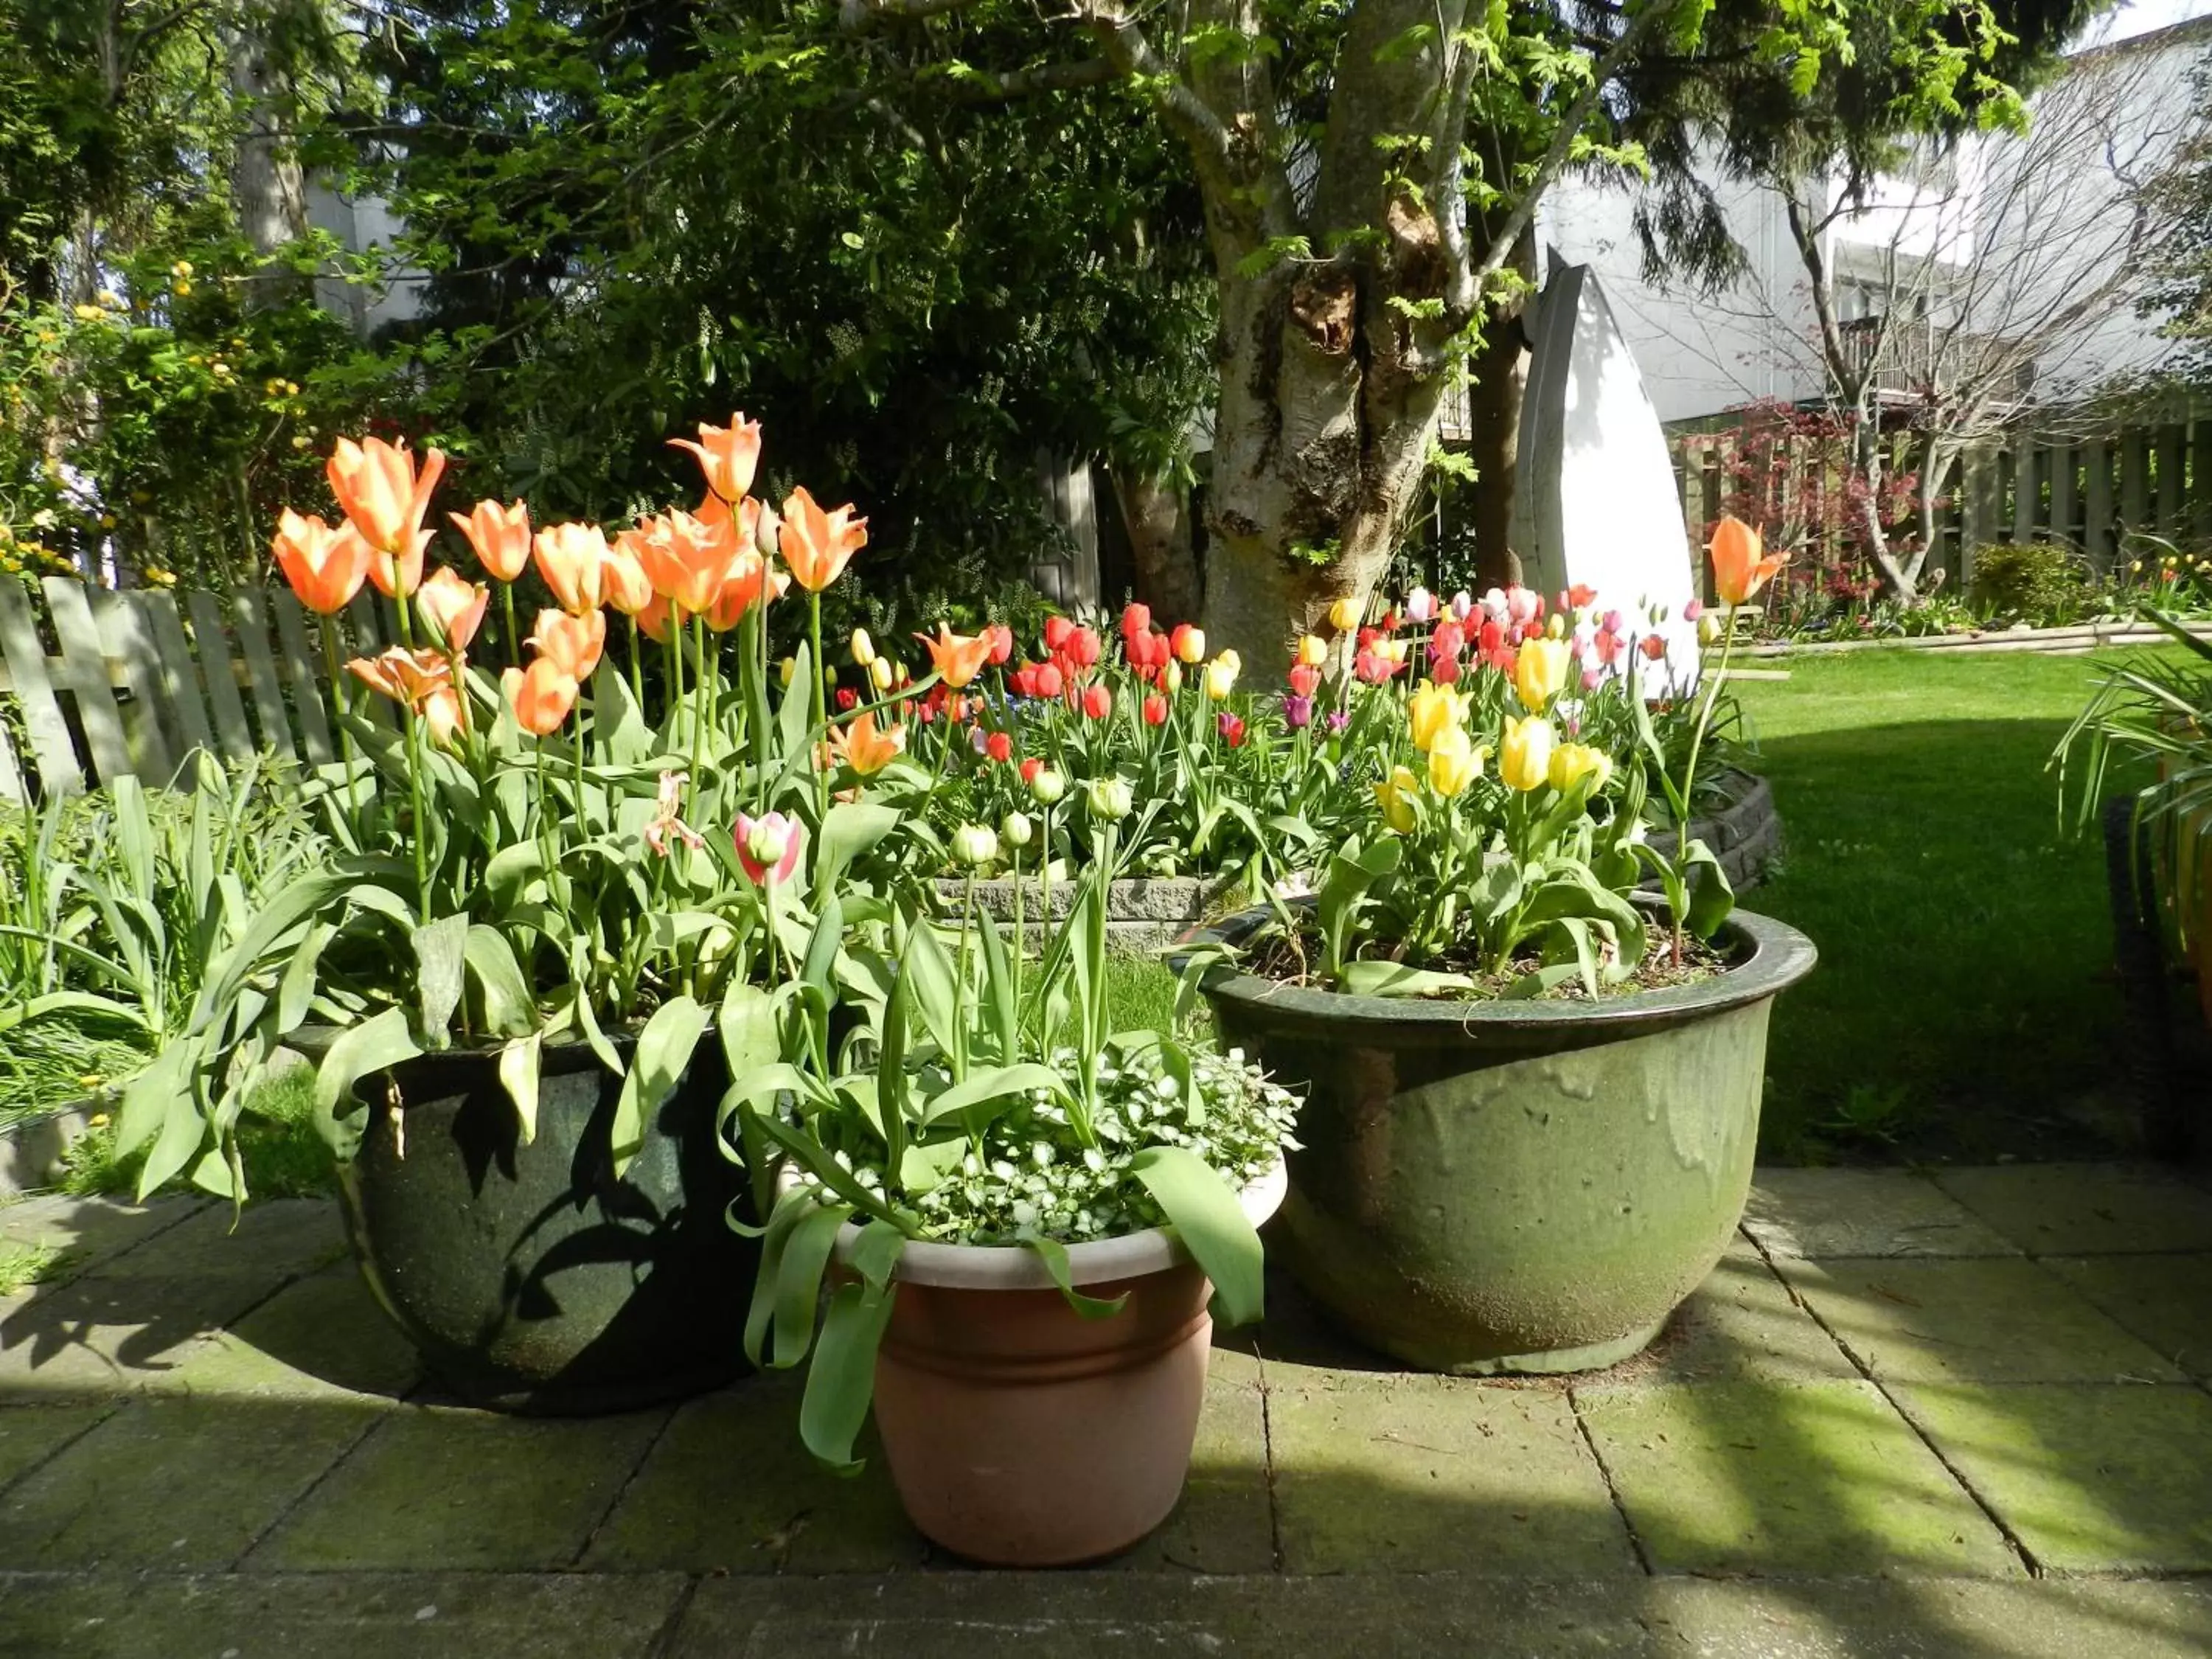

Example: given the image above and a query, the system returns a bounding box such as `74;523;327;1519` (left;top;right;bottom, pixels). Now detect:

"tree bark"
1107;465;1203;623
1463;273;1532;591
225;8;310;306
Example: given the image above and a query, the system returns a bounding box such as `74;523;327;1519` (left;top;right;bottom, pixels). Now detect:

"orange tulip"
669;414;762;505
599;538;654;617
529;608;607;681
347;647;453;711
1708;516;1787;606
637;593;678;646
271;508;371;616
917;623;994;690
533;522;612;615
829;711;906;776
421;685;467;751
778;485;868;593
633;509;740;618
448;499;531;583
415;566;488;653
327;436;445;562
705;548;787;633
502;660;579;737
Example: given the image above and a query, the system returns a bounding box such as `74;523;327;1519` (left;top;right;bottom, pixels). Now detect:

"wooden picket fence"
1674;406;2212;592
0;576;397;804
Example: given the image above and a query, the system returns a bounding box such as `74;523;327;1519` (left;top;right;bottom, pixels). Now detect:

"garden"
7;0;2212;1650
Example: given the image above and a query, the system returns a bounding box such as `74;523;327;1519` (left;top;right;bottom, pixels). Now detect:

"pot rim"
1167;902;1817;1032
789;1158;1288;1290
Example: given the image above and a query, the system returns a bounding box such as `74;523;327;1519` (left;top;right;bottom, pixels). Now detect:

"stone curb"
1645;771;1780;893
0;1100;102;1199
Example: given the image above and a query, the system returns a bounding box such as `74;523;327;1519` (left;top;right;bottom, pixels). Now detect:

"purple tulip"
1284;693;1313;728
1326;709;1350;734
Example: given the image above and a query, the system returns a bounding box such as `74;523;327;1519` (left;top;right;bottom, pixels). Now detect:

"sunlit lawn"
1733;645;2177;1161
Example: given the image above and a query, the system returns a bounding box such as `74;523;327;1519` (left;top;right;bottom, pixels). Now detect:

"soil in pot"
1181;908;1815;1376
341;1037;755;1415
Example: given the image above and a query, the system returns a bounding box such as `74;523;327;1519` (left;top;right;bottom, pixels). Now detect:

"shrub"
1971;542;2091;625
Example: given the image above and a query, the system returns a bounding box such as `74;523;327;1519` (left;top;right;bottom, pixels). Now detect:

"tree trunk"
1464;299;1531;591
1107;464;1203;624
225;11;310;305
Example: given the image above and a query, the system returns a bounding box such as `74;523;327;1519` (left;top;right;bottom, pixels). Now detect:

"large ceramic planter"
340;1038;755;1414
836;1162;1285;1566
1175;910;1815;1375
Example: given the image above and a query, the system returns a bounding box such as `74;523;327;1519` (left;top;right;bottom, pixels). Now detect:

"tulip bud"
1328;597;1360;632
746;817;791;872
851;627;877;667
1296;633;1328;668
1547;613;1566;640
753;501;781;559
1087;776;1133;821
952;824;1000;867
1163;661;1183;694
1700;613;1724;646
1029;767;1067;804
870;656;894;691
778;656;797;688
1001;810;1034;849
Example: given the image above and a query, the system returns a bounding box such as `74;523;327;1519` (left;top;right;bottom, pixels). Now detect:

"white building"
1533;13;2212;425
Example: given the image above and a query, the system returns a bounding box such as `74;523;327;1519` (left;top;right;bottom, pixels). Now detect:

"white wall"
305;185;427;338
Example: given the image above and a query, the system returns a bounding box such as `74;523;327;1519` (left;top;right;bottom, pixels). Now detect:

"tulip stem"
319;621;362;830
690;616;709;822
1673;613;1736;967
392;594;433;925
807;591;827;820
952;870;973;1085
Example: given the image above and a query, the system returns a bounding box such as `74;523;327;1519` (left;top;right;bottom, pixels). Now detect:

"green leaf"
1129;1144;1265;1327
1020;1232;1129;1320
815;801;900;892
745;1186;822;1367
313;1007;422;1130
798;1218;904;1474
464;927;537;1037
773;1200;852;1369
499;1033;543;1144
1681;837;1737;940
718;983;783;1074
917;1062;1070;1131
611;995;709;1178
114;1040;193;1157
1338;961;1478;998
411;913;471;1046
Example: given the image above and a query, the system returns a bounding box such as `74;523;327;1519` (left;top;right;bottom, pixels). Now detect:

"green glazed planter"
1174;907;1817;1374
338;1037;755;1415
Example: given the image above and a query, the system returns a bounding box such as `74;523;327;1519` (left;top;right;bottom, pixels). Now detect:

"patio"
1;1161;2210;1657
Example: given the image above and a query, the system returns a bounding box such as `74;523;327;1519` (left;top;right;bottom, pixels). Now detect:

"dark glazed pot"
1174;908;1816;1374
338;1037;754;1414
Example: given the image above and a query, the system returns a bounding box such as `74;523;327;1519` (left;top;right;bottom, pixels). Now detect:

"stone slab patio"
1;1162;2209;1656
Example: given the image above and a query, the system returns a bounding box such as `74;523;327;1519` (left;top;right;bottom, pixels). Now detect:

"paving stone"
667;1573;1664;1656
170;1266;420;1402
0;1397;382;1569
580;1380;925;1575
1772;1256;2186;1384
1646;1575;2212;1658
1267;1370;1634;1574
0;1405;110;1491
0;1274;271;1399
0;1196;205;1278
1576;1379;2020;1576
0;1569;688;1659
1933;1164;2212;1256
251;1401;669;1571
1577;1240;1856;1389
87;1197;345;1281
1891;1381;2212;1573
2039;1253;2212;1380
1744;1169;2020;1259
1116;1345;1273;1573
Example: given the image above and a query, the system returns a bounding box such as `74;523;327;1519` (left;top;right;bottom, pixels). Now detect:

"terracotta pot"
835;1162;1285;1567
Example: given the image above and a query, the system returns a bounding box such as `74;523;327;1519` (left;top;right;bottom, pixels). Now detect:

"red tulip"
1142;694;1169;726
1082;683;1112;720
1218;712;1247;747
985;731;1013;763
987;624;1015;665
1034;661;1065;699
1020;757;1043;786
1043;616;1075;653
1121;602;1151;641
1289;664;1322;700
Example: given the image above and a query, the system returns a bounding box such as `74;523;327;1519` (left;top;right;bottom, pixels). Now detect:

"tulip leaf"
815;801;900;893
774;1199;853;1370
498;1032;543;1144
798;1219;903;1475
1338;961;1478;998
312;1007;422;1152
611;995;709;1179
594;667;653;766
1130;1144;1265;1328
411;912;471;1048
917;1062;1069;1132
746;1186;823;1368
1682;837;1736;941
777;640;815;762
1021;1231;1130;1321
463;925;537;1037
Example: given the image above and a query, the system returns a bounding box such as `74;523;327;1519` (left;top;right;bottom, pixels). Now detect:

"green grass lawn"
1733;645;2176;1163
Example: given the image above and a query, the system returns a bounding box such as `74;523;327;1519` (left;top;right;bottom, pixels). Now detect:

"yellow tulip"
1512;636;1573;711
870;656;895;692
1427;726;1481;797
1406;680;1467;753
1377;638;1409;665
1296;633;1329;668
1163;660;1183;694
1374;765;1419;832
851;627;877;667
1204;652;1240;699
1548;742;1614;794
1328;597;1360;632
1500;716;1556;793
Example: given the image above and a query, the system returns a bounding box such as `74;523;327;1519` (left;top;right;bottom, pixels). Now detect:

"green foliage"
1969;542;2091;625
